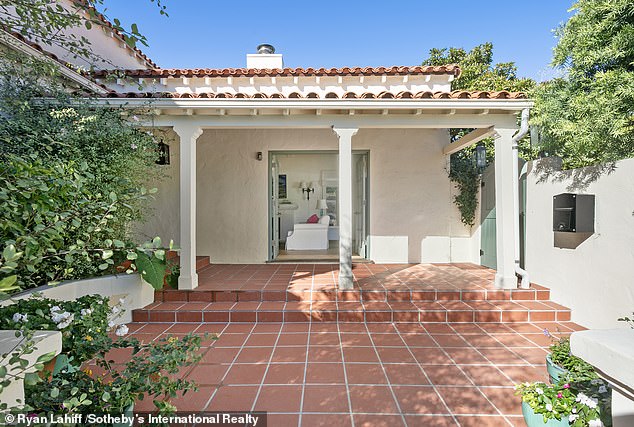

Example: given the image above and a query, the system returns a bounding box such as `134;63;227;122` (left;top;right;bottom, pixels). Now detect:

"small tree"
422;43;534;226
531;0;634;168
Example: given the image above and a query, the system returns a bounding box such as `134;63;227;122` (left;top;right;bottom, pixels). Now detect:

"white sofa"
285;215;330;250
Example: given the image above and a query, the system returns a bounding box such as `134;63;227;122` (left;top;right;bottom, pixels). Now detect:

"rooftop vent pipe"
257;44;275;55
247;44;283;68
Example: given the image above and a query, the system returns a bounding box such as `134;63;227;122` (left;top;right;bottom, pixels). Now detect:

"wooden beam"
443;126;496;155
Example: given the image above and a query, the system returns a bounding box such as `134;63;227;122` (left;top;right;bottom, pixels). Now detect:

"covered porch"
104;96;533;292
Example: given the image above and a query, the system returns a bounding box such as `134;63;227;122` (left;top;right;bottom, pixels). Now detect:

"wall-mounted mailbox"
553;193;595;233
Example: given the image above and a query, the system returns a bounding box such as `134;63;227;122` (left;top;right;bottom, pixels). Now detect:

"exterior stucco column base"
332;126;358;290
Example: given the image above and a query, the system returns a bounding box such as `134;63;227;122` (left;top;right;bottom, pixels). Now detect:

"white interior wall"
138;128;478;264
276;153;338;221
525;158;634;329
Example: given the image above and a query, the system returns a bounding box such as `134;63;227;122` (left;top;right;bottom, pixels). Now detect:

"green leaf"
102;391;110;402
135;252;166;290
98;263;109;270
102;249;113;260
51;387;59;398
0;275;19;291
0;366;6;378
24;372;40;386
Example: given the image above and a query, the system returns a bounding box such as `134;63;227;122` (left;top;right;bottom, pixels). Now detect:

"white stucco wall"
138;128;479;264
525;158;634;329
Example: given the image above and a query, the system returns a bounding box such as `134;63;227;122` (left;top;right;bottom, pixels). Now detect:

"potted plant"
544;329;598;383
516;379;612;427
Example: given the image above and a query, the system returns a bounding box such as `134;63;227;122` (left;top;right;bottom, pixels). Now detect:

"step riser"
132;309;571;324
155;289;551;303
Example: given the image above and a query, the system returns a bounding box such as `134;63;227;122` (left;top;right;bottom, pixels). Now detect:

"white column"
332;127;358;290
174;124;203;290
493;128;518;289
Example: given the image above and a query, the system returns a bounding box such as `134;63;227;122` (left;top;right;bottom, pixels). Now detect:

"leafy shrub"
545;329;598;381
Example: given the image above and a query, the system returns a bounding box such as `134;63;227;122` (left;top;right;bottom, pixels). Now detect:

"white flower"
591;379;601;385
115;324;129;336
598;385;608;394
131;115;140;122
119;298;126;305
12;313;28;323
130;143;138;150
56;313;74;329
586;397;598;409
576;392;588;403
80;308;92;317
588;419;602;427
546;403;553;411
536;387;544;395
112;306;120;314
108;320;115;328
569;414;579;422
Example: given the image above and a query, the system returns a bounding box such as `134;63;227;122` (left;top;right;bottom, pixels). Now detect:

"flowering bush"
0;294;125;364
516;379;612;426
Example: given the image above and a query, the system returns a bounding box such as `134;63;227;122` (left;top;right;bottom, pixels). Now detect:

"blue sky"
101;0;574;81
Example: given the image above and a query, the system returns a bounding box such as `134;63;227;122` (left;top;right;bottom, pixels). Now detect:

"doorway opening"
269;151;370;262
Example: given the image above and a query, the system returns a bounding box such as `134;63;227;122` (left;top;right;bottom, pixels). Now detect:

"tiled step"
132;299;571;324
166;253;211;271
154;285;551;303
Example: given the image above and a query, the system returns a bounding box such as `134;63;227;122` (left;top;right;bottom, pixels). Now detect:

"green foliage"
422;43;535;226
0;294;121;364
515;379;611;426
0;0;168;66
531;0;634;169
0;294;211;415
547;335;598;381
0;56;172;292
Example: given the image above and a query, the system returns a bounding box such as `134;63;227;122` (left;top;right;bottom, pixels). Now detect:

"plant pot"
522;401;569;427
546;354;568;384
112;403;134;427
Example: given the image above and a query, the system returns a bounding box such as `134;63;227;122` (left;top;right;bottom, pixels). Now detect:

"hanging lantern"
156;140;170;165
474;143;487;171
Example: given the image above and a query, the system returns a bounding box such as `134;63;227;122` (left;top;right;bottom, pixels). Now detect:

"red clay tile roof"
92;65;461;79
104;90;526;100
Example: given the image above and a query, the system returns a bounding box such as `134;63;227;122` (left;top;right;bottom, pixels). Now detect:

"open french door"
270;157;280;259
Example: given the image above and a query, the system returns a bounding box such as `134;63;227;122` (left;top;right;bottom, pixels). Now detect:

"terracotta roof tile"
103;90;527;100
91;65;461;79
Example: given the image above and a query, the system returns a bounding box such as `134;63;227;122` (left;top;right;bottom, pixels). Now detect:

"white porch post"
174;124;203;290
332;127;358;290
493;128;518;289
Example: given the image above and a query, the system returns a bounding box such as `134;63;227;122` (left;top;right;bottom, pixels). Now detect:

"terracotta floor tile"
168;386;215;412
409;347;453;365
430;334;469;347
400;333;437;347
436;386;498;415
276;332;309;346
383;363;430;385
340;333;373;346
309;332;341;346
480;387;523;415
234;346;273;363
455;415;510;426
392;386;448;415
308;346;343;363
306;362;346;384
302;385;350;413
345;363;388;384
403;415;458;426
354;414;406;427
244;333;279;346
302;414;353;427
206;385;258;411
254;385;303;412
223;363;267;385
444;347;490;365
263;363;305;384
498;365;548;384
376;347;416;363
271;346;308;363
460;365;511;386
370;333;407;346
348;385;400;414
215;333;250;347
201;347;240;364
343;346;380;363
424;365;472;386
186;364;228;386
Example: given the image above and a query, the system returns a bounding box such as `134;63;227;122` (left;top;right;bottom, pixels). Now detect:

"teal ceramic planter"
546;354;568;384
522;401;569;427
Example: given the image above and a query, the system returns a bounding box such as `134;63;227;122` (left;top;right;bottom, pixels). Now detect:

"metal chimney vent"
257;44;275;55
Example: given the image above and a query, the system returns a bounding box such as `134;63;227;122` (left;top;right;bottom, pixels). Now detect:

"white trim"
0;30;109;95
443;126;497;155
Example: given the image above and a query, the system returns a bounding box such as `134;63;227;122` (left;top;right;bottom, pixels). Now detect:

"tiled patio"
125;320;585;426
125;262;582;425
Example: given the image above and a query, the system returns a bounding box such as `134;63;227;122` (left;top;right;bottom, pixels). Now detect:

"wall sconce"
156;140;170;165
316;199;328;216
474;143;486;172
300;181;315;200
256;151;263;161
